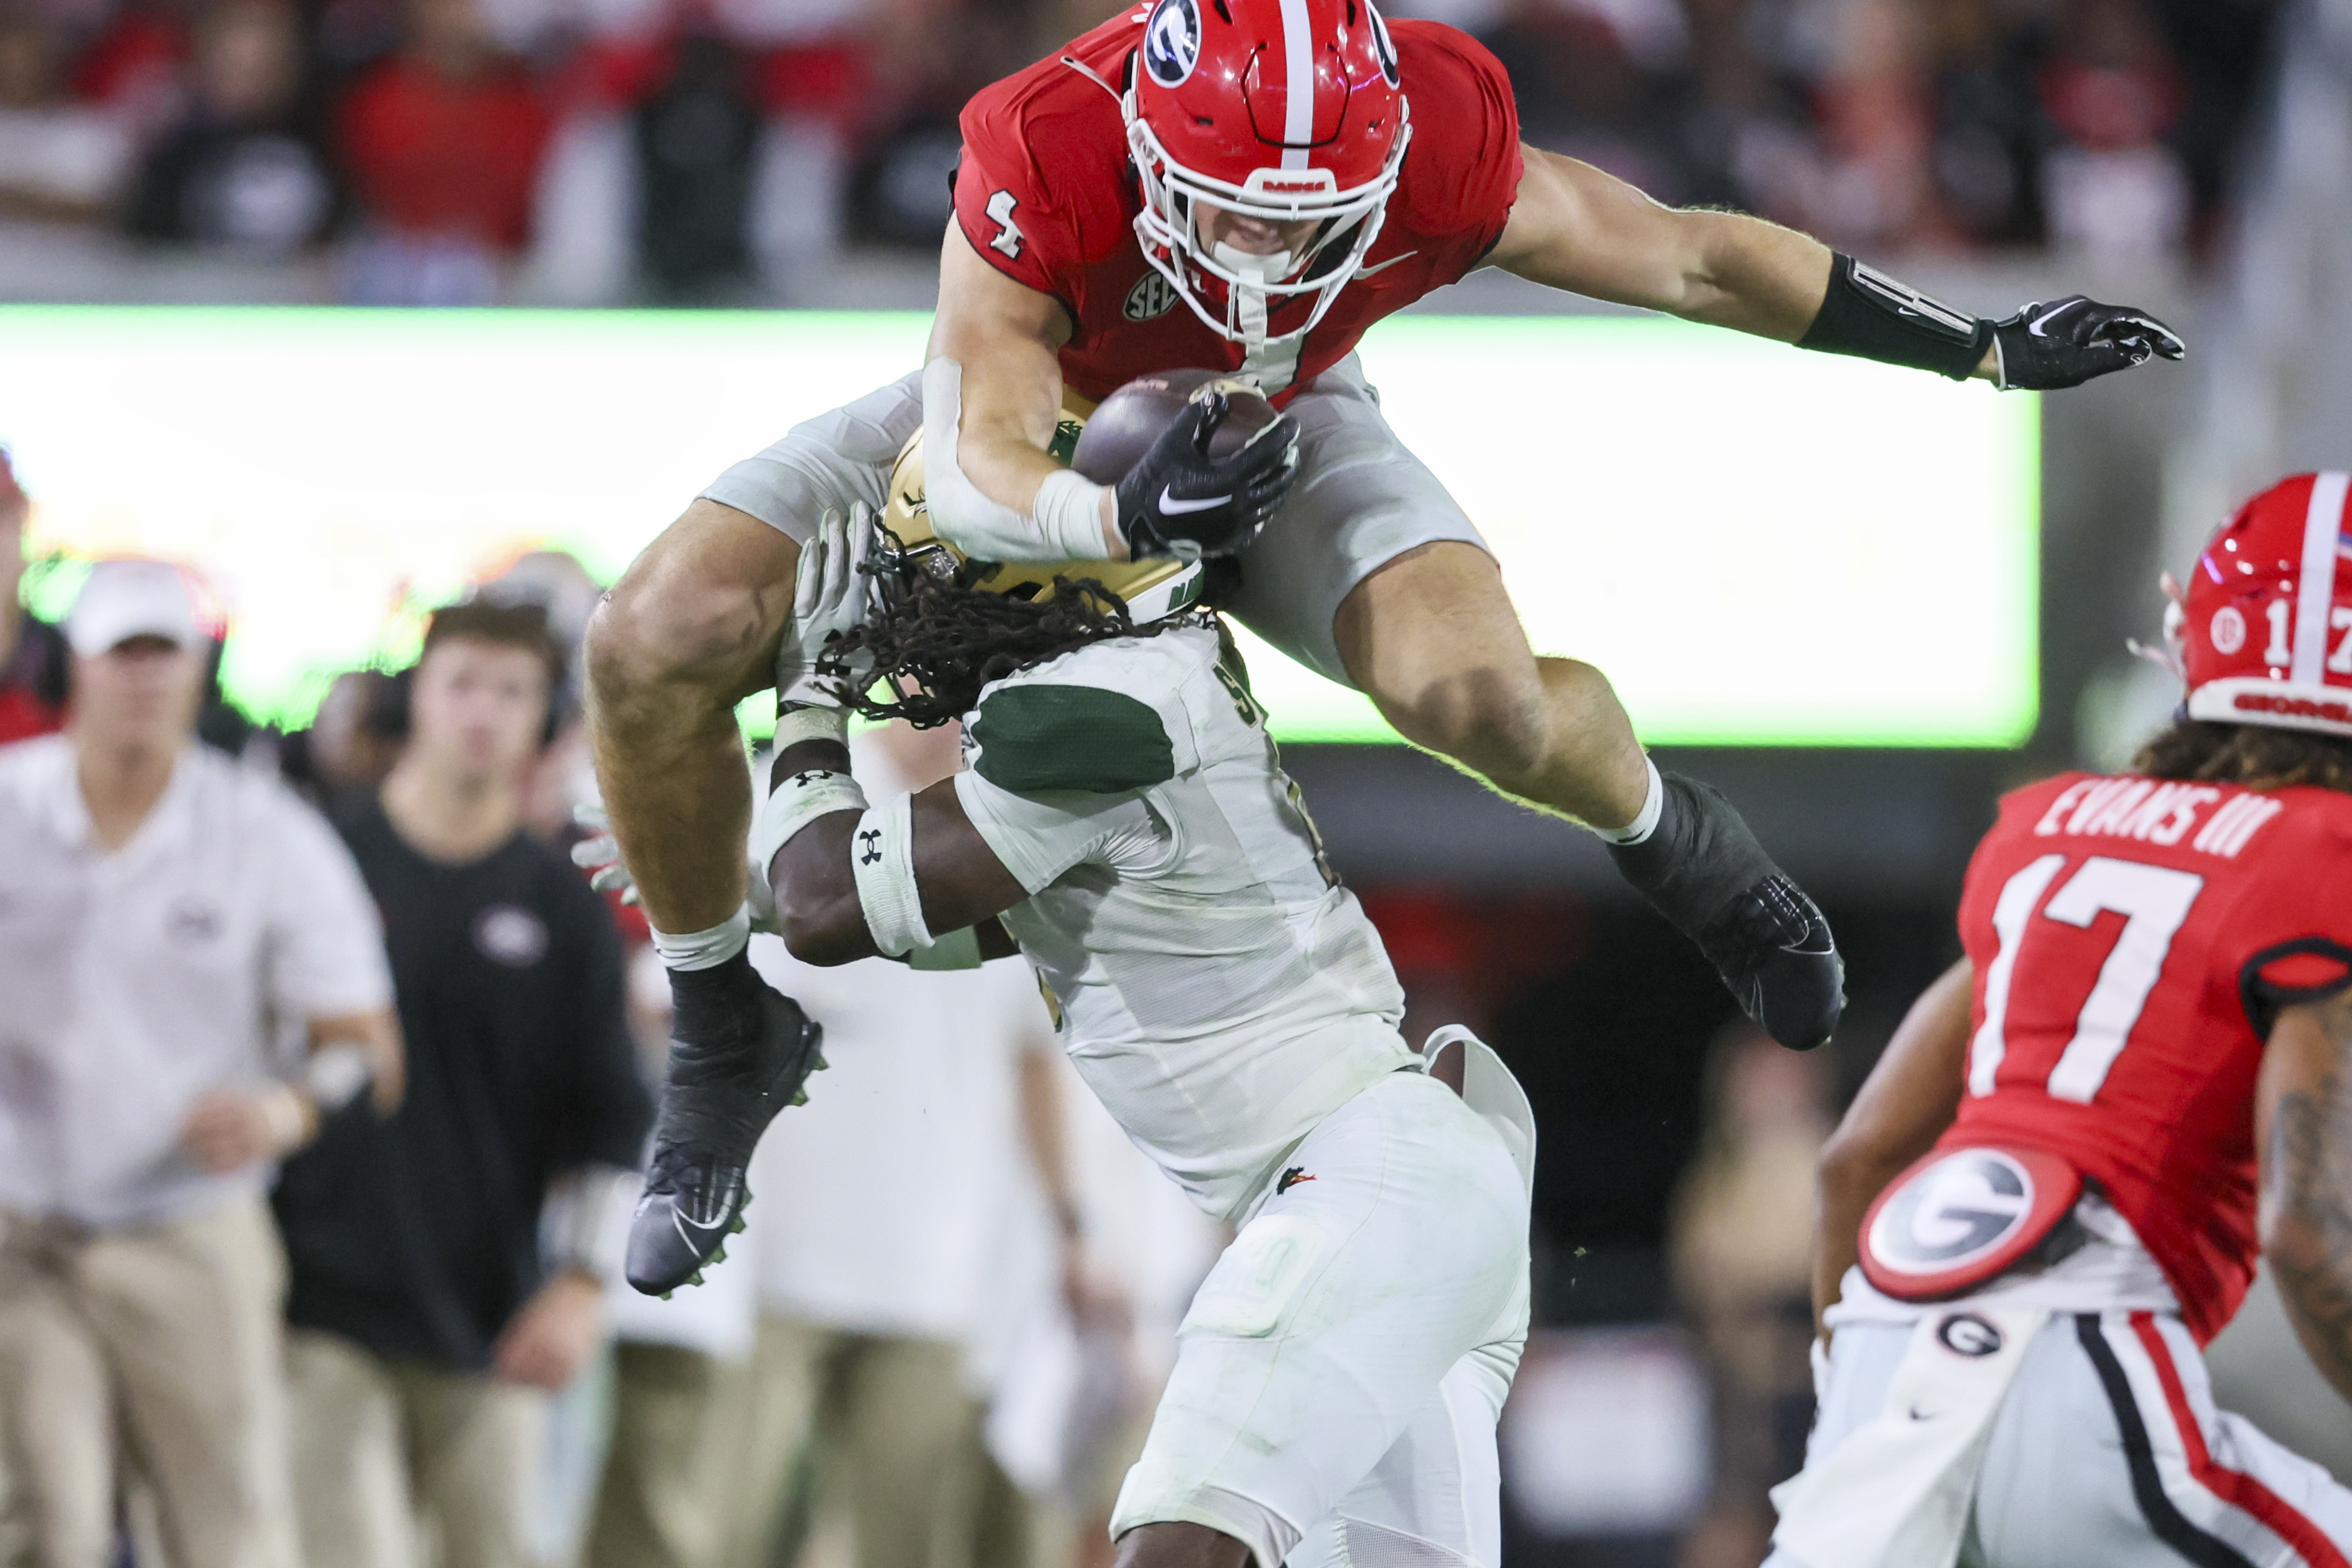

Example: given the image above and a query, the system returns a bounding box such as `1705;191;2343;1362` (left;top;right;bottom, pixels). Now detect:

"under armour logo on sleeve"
985;191;1024;259
857;829;884;865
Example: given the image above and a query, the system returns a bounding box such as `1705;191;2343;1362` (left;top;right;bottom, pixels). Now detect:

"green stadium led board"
0;306;2037;745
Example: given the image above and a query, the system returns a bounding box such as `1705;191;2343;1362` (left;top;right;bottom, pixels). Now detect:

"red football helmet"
1118;0;1410;346
2172;472;2352;737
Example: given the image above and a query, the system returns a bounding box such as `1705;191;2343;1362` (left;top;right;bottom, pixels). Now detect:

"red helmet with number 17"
2173;472;2352;737
1117;0;1410;347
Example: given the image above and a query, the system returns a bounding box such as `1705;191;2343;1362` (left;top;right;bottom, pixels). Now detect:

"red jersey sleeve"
953;103;1067;301
2219;788;2352;1038
1387;21;1524;286
951;27;1136;312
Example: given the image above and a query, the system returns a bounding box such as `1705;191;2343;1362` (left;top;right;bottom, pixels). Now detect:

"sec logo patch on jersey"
1123;273;1179;321
1859;1144;2084;1301
1143;0;1200;87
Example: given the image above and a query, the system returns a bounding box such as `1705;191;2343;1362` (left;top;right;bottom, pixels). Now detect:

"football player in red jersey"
586;0;2183;1367
1772;473;2352;1568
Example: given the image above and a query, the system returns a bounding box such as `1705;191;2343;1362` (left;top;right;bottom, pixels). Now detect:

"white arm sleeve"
922;358;1114;563
951;770;1170;894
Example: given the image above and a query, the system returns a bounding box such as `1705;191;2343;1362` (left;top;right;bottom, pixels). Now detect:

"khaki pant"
284;1327;546;1568
734;1318;981;1568
0;1192;298;1568
584;1342;749;1568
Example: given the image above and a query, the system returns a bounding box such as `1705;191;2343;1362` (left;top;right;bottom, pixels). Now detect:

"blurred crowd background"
2;0;2351;1563
0;0;2288;304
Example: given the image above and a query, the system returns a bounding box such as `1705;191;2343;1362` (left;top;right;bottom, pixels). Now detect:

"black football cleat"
627;952;825;1297
1607;772;1845;1050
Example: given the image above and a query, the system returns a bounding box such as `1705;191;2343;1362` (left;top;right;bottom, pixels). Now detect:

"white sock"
650;905;752;970
1595;758;1665;846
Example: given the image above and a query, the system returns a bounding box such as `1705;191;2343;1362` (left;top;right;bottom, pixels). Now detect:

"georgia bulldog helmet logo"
1143;0;1201;87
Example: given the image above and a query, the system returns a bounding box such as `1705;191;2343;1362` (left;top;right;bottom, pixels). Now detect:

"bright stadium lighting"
0;306;2036;745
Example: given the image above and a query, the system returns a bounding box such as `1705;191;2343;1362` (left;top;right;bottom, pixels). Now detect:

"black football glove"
1115;392;1300;561
1991;296;2184;390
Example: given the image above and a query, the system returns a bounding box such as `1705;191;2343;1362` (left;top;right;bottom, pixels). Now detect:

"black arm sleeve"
1798;252;1993;380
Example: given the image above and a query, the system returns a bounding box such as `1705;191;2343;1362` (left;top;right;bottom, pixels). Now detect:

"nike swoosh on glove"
1115;391;1300;562
1991;297;2184;390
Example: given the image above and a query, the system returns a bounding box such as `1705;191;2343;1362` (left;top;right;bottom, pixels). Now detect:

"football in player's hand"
1071;369;1282;483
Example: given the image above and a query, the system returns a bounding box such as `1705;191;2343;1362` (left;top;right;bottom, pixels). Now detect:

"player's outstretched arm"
2257;987;2352;1405
1811;958;1975;1337
1488;147;1834;343
1488;145;2182;391
765;736;1028;969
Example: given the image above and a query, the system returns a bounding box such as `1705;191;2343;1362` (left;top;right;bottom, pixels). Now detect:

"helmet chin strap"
1205;238;1294;348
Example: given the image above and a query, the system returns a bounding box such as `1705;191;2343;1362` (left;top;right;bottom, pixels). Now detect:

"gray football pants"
698;353;1490;687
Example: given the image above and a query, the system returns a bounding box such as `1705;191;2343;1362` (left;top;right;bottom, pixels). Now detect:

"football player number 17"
1968;854;2206;1102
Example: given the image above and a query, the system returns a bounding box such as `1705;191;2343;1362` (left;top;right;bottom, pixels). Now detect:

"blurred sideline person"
1776;473;2352;1567
0;559;400;1568
0;448;66;744
1668;1024;1829;1568
273;600;651;1568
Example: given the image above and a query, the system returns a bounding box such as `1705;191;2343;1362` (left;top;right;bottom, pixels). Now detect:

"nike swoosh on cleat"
1159;489;1232;515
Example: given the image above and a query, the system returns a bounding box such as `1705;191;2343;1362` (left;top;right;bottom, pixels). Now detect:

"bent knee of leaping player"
586;502;797;726
1366;649;1553;787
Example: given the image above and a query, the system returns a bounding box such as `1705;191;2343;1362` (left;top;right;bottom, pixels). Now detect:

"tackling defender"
1773;474;2352;1567
587;0;2182;1297
613;418;1540;1568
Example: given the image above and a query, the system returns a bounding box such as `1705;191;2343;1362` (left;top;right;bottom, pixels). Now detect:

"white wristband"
907;925;985;970
850;794;933;958
1034;468;1115;559
923;358;1117;563
774;704;849;752
753;767;869;883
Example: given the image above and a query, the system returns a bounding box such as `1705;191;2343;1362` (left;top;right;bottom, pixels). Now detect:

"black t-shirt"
273;795;651;1369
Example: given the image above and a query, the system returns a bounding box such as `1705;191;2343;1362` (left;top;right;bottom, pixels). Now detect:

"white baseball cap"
64;559;204;657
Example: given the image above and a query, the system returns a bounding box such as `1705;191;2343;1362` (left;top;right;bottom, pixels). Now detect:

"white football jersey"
953;622;1414;1219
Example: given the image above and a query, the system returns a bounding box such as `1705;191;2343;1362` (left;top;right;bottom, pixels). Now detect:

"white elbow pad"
922;358;1113;563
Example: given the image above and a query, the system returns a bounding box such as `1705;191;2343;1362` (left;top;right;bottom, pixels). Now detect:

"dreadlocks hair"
2135;716;2352;796
818;546;1201;729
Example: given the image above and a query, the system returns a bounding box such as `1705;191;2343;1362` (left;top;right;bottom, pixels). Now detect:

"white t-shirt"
0;737;393;1228
953;623;1415;1220
745;938;1052;1342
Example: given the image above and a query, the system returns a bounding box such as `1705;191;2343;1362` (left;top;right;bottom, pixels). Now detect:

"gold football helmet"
874;390;1207;625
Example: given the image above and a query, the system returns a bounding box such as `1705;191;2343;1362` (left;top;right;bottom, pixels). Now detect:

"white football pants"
1771;1311;2352;1568
1106;1069;1531;1568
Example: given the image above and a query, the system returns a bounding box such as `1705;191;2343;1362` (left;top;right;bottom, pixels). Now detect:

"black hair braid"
818;562;1196;729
